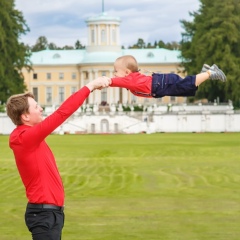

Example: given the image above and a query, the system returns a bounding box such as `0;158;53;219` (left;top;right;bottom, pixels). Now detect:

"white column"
108;70;119;104
97;25;100;45
94;70;100;104
117;25;120;45
108;70;113;104
107;24;110;45
113;70;119;104
88;70;93;103
123;89;128;104
80;71;84;89
88;25;91;45
94;25;97;45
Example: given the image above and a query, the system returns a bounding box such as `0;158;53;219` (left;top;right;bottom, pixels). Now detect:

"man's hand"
86;76;111;92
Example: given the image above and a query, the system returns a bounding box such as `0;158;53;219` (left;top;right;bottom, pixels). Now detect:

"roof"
30;49;85;65
123;48;181;64
85;12;121;24
30;48;182;66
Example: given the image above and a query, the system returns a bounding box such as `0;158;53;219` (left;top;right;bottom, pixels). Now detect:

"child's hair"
6;92;34;125
115;55;139;72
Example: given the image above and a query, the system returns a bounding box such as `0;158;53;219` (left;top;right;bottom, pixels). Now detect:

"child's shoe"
201;64;226;82
201;64;212;72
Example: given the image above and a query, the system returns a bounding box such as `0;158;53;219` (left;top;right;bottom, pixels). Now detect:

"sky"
14;0;200;48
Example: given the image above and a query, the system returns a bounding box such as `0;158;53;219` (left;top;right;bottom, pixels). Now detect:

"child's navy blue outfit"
151;73;198;98
111;72;198;98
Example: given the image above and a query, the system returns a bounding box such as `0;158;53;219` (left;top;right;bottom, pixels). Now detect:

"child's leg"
195;72;210;86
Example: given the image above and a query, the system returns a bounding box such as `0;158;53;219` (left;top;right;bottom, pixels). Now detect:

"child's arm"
110;76;134;88
110;74;153;98
110;73;152;93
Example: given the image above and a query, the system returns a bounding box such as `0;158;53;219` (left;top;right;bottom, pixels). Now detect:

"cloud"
15;0;200;47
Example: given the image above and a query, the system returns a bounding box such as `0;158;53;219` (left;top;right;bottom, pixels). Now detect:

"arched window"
53;53;61;59
147;52;154;58
101;119;109;133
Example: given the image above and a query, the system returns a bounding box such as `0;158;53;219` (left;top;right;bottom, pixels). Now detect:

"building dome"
85;12;121;52
86;12;121;23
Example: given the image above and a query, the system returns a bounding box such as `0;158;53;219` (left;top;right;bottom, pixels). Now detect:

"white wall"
0;113;15;134
1;112;239;135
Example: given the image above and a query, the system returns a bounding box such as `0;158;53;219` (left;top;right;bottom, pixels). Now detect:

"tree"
180;0;240;106
62;45;74;50
129;38;146;49
166;41;180;50
31;36;48;52
48;42;58;50
75;40;84;49
157;40;166;48
0;0;30;103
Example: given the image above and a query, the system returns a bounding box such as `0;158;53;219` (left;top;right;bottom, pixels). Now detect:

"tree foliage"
129;38;146;49
31;36;48;52
75;40;85;49
129;38;180;50
30;36;85;51
180;0;240;106
0;0;30;103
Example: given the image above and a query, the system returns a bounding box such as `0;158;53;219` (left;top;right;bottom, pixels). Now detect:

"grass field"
0;133;240;240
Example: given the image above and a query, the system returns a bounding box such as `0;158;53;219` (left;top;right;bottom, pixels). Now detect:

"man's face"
23;97;43;126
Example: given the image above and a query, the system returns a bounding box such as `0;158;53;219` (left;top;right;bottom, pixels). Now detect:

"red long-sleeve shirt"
9;86;90;206
110;72;153;98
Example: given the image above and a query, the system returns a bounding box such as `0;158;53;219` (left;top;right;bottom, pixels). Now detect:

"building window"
32;87;38;102
91;124;95;133
71;86;77;94
46;73;51;80
114;123;118;133
33;73;38;79
147;52;154;58
170;96;176;102
91;29;95;43
101;119;109;133
101;29;106;43
85;72;89;80
53;53;61;59
102;71;106;76
101;88;107;104
59;87;65;103
46;87;52;104
119;88;123;104
59;73;64;80
72;72;76;80
131;94;137;104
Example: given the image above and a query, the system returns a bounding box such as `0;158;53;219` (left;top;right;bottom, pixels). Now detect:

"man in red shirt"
6;77;110;240
110;55;226;98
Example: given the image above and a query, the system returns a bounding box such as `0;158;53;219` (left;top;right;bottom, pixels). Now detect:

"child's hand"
86;76;111;91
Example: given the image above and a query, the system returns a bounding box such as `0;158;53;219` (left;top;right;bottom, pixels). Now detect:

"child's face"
113;61;129;77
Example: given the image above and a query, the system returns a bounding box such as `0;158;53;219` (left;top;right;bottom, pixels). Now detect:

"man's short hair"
6;92;34;125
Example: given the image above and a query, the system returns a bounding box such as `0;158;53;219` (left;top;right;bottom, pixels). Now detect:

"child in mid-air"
109;55;226;98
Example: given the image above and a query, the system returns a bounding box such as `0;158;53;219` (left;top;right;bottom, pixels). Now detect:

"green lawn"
0;133;240;240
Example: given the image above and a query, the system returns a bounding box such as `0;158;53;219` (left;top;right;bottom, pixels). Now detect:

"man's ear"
21;113;30;123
